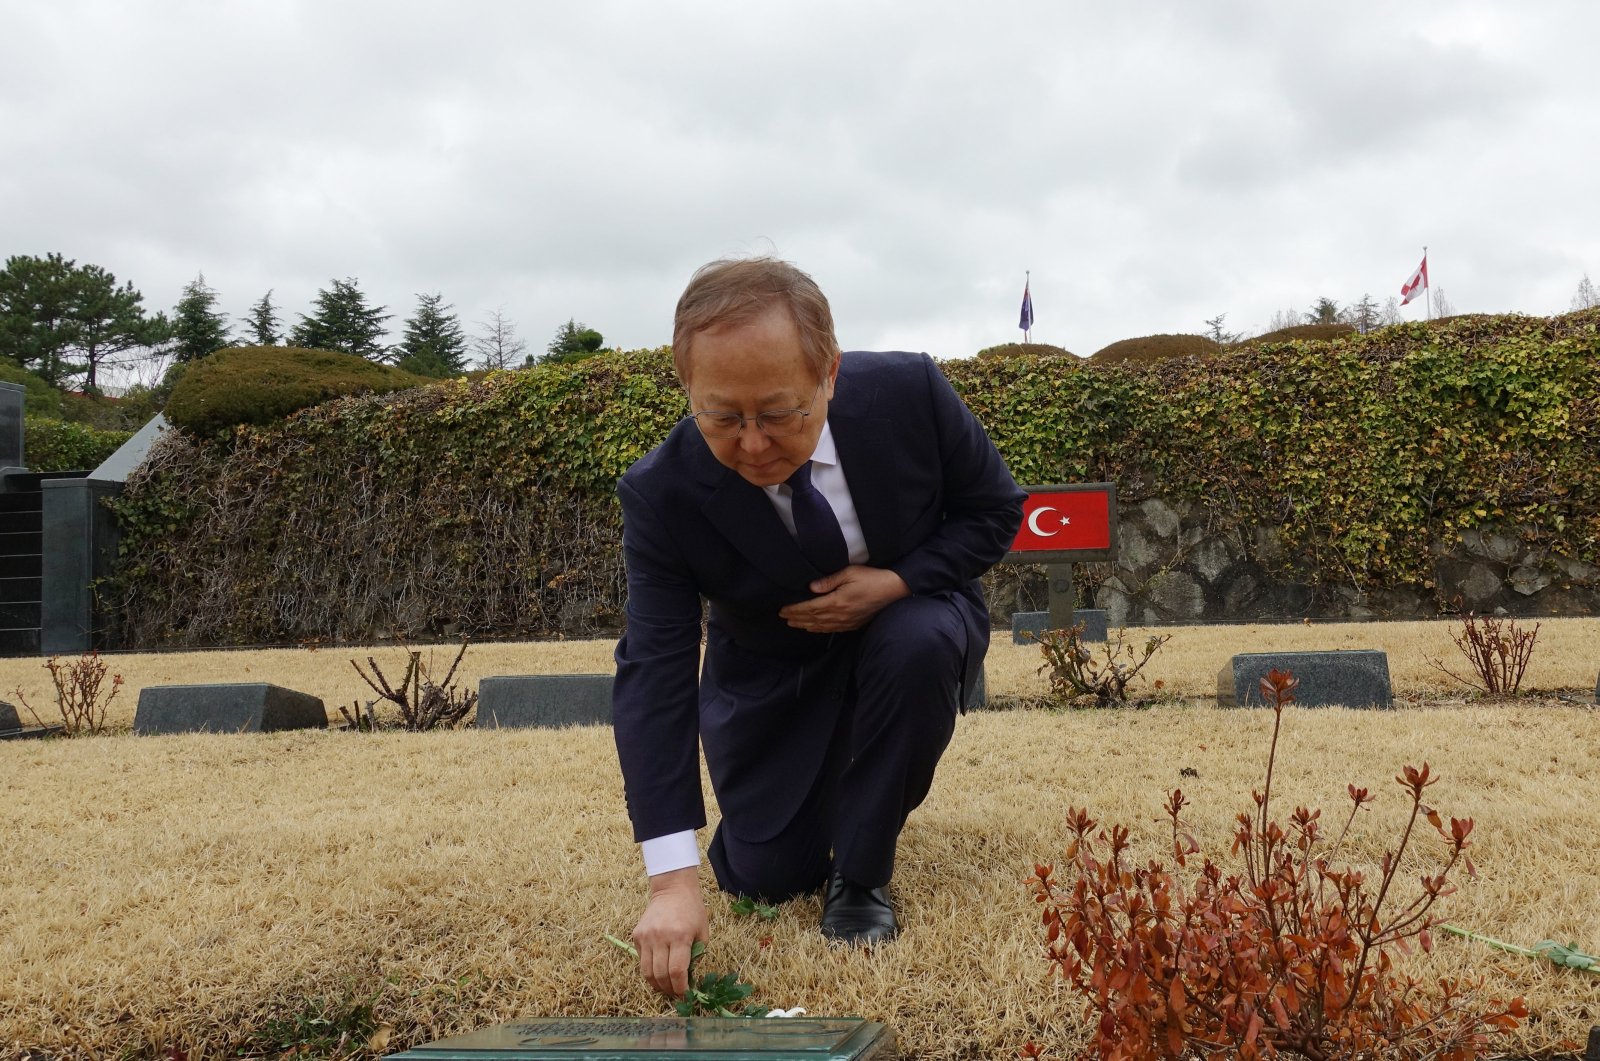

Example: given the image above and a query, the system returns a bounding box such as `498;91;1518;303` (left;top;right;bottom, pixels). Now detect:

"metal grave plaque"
386;1017;895;1061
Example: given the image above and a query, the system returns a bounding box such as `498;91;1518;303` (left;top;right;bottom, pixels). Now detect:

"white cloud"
2;0;1597;367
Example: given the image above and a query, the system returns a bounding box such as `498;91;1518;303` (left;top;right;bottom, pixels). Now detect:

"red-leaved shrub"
1023;669;1526;1060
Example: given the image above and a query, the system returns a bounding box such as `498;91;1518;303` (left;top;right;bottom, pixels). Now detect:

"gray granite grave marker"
476;674;615;728
1218;650;1393;709
133;683;327;734
0;699;62;740
385;1017;895;1060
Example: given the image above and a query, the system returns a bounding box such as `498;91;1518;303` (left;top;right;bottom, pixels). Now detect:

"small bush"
14;652;124;736
0;357;65;417
1244;322;1358;346
1427;612;1540;696
1089;333;1220;364
344;641;477;731
22;416;131;472
1034;623;1170;707
1023;669;1526;1061
165;345;426;437
977;342;1080;360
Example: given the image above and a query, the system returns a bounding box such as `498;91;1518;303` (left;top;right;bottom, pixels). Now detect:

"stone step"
0;491;41;515
0;627;41;656
0;529;41;554
0;575;41;604
0;601;40;628
0;551;40;579
0;511;40;535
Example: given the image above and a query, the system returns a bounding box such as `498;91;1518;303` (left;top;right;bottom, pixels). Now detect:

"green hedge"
103;314;1600;648
23;417;131;472
165;345;428;437
1090;333;1221;363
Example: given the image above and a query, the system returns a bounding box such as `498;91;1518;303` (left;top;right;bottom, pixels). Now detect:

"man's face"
682;304;836;488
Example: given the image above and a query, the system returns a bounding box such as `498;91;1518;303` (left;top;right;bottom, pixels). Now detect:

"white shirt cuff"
640;830;700;876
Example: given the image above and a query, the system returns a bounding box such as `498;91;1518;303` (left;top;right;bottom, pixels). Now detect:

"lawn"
2;619;1597;1059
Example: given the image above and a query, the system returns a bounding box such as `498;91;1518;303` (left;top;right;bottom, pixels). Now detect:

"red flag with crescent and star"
1011;489;1113;552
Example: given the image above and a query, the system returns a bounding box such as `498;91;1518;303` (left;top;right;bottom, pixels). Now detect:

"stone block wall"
987;497;1599;626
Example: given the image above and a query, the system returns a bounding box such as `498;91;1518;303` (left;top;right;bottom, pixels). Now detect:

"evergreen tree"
290;277;391;359
0;253;163;391
1304;297;1344;325
1203;312;1242;345
545;318;606;363
171;273;231;362
0;252;79;385
471;307;528;370
1349;293;1381;333
243;289;281;346
72;263;167;392
395;292;468;377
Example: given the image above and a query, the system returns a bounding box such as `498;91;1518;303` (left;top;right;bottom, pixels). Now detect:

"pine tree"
0;254;164;391
72;264;166;392
243;290;281;346
1203;313;1242;344
395;292;468;377
545;318;606;363
1350;294;1381;333
171;273;232;363
290;277;391;359
1303;297;1343;325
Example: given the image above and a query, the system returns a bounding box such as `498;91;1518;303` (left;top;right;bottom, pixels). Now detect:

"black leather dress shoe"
820;871;898;945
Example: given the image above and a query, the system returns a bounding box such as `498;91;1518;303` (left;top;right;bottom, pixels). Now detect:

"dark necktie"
785;460;849;574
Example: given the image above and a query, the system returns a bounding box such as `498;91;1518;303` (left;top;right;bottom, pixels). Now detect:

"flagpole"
1423;246;1431;322
1024;270;1031;342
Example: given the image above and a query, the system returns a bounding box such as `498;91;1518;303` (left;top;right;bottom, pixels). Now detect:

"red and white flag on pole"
1400;254;1429;305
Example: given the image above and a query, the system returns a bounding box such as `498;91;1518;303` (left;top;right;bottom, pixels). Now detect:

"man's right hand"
631;866;710;998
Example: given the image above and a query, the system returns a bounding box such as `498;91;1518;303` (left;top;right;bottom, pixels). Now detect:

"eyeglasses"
687;383;823;439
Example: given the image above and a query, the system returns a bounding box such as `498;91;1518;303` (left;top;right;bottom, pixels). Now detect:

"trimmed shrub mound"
976;342;1079;360
165;346;426;437
1245;322;1358;345
1090;333;1220;364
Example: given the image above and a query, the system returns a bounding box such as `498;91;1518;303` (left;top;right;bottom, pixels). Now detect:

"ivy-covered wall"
103;312;1600;648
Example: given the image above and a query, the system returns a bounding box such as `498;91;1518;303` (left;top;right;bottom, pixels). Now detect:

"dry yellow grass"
2;620;1598;1060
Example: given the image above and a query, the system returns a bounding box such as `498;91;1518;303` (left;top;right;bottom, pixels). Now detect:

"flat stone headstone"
476;674;614;729
1011;609;1108;644
133;683;327;734
0;698;62;740
1218;650;1393;709
385;1016;895;1060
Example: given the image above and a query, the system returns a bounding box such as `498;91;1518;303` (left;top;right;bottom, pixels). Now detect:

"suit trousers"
705;593;967;902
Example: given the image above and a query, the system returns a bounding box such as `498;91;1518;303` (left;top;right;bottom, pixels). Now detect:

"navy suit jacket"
612;351;1024;843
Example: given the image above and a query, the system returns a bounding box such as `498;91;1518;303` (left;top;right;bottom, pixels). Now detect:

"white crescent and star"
1026;506;1073;537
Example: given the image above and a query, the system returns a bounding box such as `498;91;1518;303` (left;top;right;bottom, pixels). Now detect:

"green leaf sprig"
604;935;770;1017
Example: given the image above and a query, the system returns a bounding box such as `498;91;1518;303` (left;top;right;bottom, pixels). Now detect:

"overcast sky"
5;1;1598;370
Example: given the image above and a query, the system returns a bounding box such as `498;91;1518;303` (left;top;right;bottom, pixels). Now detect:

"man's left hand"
779;565;910;633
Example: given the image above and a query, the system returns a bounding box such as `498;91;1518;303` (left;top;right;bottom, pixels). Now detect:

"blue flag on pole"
1018;280;1034;332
